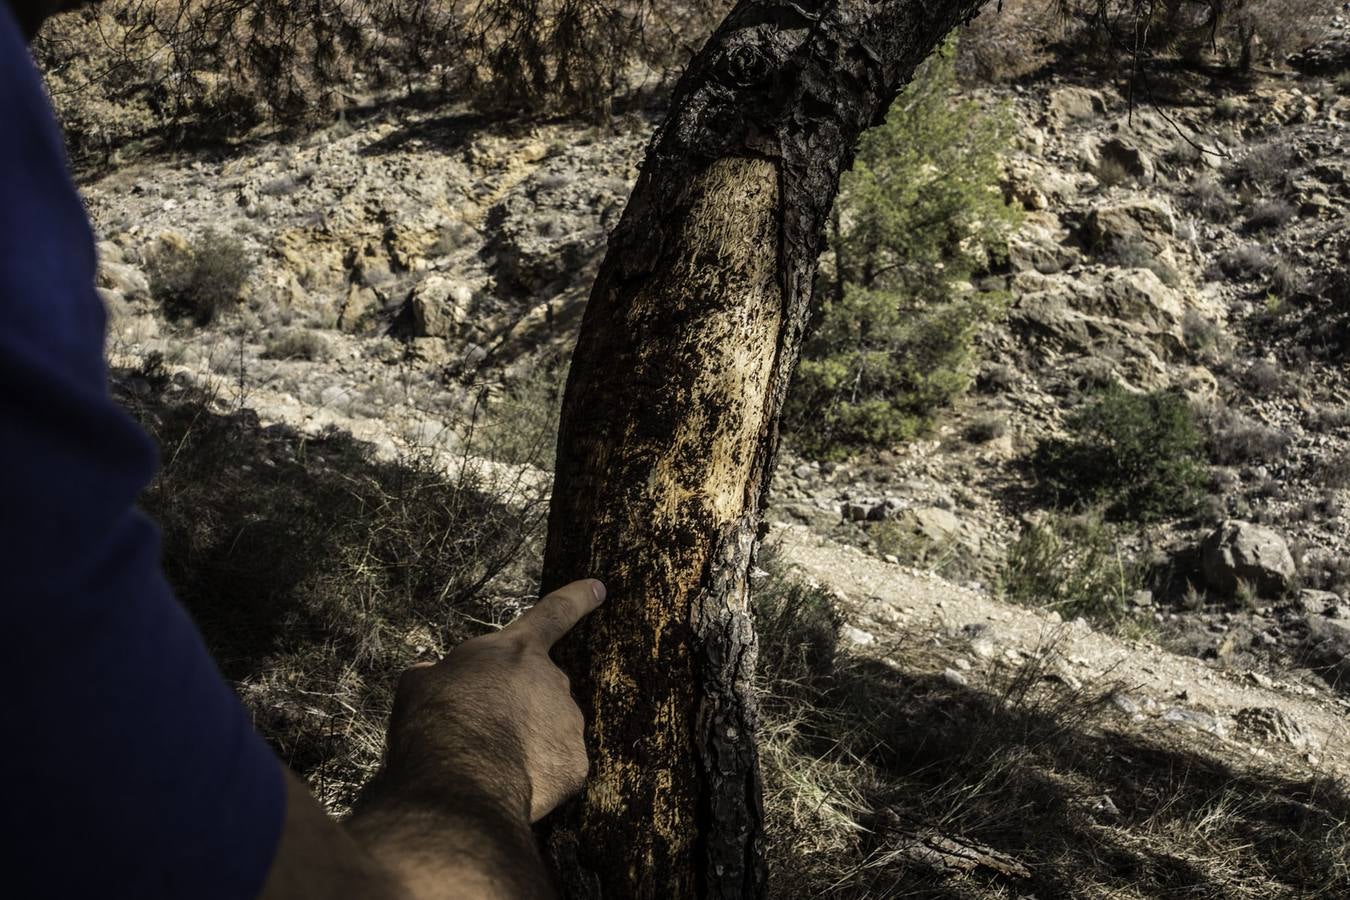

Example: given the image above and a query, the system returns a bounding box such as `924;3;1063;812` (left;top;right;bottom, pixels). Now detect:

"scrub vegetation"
783;42;1018;458
64;0;1350;892
755;558;1350;899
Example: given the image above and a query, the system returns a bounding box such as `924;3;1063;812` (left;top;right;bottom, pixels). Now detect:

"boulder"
1296;589;1342;615
1289;35;1350;75
1304;613;1350;676
96;260;151;301
1095;268;1186;342
1007;213;1081;274
897;507;961;543
1234;707;1308;749
841;625;876;647
485;160;630;296
348;239;395;289
1084;198;1176;255
96;240;125;265
273;228;347;292
841;501;872;523
385;223;438;273
775;500;837;530
1044;87;1106;131
1200;521;1296;599
337;284;380;333
1095;137;1156;182
407;337;451;366
1002;160;1079;211
1162;706;1226;738
408;275;472;338
1008;269;1191;381
866;497;906;522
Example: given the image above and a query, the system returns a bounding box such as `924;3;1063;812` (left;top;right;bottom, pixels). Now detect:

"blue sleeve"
0;7;285;898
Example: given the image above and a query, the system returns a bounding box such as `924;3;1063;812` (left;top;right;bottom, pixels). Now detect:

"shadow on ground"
114;363;544;806
757;573;1350;899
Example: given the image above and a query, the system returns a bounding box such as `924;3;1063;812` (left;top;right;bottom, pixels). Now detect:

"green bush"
149;229;255;325
788;288;1006;455
1034;385;1207;522
1001;511;1144;629
784;39;1017;458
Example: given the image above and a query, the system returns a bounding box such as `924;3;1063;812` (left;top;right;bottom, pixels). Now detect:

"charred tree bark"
539;2;989;897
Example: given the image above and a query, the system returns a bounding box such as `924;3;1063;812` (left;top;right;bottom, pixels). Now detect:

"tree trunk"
539;2;989;897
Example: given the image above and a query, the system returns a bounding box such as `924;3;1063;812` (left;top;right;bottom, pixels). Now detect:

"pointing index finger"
508;579;606;649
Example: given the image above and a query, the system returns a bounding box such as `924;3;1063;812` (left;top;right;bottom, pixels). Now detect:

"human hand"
382;579;605;824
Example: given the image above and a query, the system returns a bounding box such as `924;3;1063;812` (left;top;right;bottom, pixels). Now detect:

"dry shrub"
1094;0;1329;70
262;329;331;361
956;0;1331;85
1226;142;1296;191
1217;244;1277;281
1241;359;1293;397
1186;176;1235;222
754;555;1350;899
115;366;548;811
1244;199;1296;232
36;0;728;156
1213;0;1331;69
957;0;1065;82
148;228;255;325
1202;405;1292;464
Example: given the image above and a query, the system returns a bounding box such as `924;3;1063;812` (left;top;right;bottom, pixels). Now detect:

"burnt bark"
539;2;990;897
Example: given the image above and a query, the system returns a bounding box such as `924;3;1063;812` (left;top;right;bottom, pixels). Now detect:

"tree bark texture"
539;2;990;897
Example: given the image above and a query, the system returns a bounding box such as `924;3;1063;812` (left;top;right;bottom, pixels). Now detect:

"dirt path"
113;352;1350;782
773;522;1350;780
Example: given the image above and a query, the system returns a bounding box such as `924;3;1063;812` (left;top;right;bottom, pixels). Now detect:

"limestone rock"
1095;137;1156;182
408;275;472;338
1044;87;1105;131
841;625;877;647
97;260;151;300
1200;521;1296;599
1234;707;1309;749
1084;198;1175;255
842;501;875;523
348;239;395;289
1296;589;1342;614
337;284;380;333
1305;614;1350;674
1007;212;1081;274
484;157;631;296
273;228;347;292
1162;707;1226;738
896;507;962;543
1003;159;1080;211
1095;268;1185;339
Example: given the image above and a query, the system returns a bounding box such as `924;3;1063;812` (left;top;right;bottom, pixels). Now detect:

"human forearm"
260;581;604;900
347;778;553;900
262;770;552;900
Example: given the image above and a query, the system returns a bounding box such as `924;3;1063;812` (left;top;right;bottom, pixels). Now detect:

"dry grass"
112;358;1350;893
754;560;1350;898
115;360;548;811
262;329;332;361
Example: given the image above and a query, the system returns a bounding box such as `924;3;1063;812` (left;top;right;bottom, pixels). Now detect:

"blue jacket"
0;5;284;896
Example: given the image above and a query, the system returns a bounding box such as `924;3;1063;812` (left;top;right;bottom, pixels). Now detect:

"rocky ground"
774;521;1350;781
765;37;1350;685
77;17;1350;821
